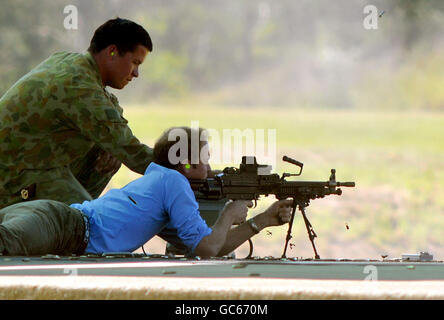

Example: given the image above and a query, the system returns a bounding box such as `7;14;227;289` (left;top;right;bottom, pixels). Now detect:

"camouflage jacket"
0;51;153;194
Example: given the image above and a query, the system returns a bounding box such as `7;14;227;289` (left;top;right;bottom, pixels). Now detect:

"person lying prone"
0;126;292;257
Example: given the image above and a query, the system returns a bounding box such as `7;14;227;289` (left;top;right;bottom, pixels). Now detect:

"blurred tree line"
1;0;444;110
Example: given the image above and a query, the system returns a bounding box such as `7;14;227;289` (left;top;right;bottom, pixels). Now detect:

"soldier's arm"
70;87;153;175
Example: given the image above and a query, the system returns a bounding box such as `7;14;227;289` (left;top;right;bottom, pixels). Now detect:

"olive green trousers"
0;200;86;256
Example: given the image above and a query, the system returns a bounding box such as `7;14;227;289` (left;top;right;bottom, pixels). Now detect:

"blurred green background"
0;0;443;259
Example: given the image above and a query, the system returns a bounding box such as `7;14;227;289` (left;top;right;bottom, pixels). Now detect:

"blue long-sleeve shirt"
70;163;213;253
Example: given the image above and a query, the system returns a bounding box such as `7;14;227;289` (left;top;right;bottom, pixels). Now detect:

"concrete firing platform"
1;255;444;299
0;254;443;280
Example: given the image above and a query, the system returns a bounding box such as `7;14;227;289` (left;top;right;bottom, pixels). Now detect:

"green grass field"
108;105;444;260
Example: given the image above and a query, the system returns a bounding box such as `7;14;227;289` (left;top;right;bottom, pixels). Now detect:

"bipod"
281;200;321;260
300;204;320;260
281;199;298;258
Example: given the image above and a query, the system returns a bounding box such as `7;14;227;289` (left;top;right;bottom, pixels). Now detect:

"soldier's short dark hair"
154;127;208;170
88;17;153;54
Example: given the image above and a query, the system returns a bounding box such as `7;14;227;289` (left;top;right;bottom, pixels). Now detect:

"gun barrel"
338;182;355;187
280;180;354;188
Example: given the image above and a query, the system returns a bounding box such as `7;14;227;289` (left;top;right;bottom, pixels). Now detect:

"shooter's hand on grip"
261;199;293;227
221;200;253;225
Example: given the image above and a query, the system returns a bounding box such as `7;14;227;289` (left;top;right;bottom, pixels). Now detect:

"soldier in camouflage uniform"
0;18;154;209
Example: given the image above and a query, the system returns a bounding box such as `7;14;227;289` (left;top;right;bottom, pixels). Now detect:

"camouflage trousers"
0;146;120;209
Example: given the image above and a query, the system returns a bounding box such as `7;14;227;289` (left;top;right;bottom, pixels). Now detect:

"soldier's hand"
263;199;293;226
95;150;122;175
222;200;253;225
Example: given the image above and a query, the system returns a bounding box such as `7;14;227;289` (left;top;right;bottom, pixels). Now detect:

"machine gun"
189;156;355;259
